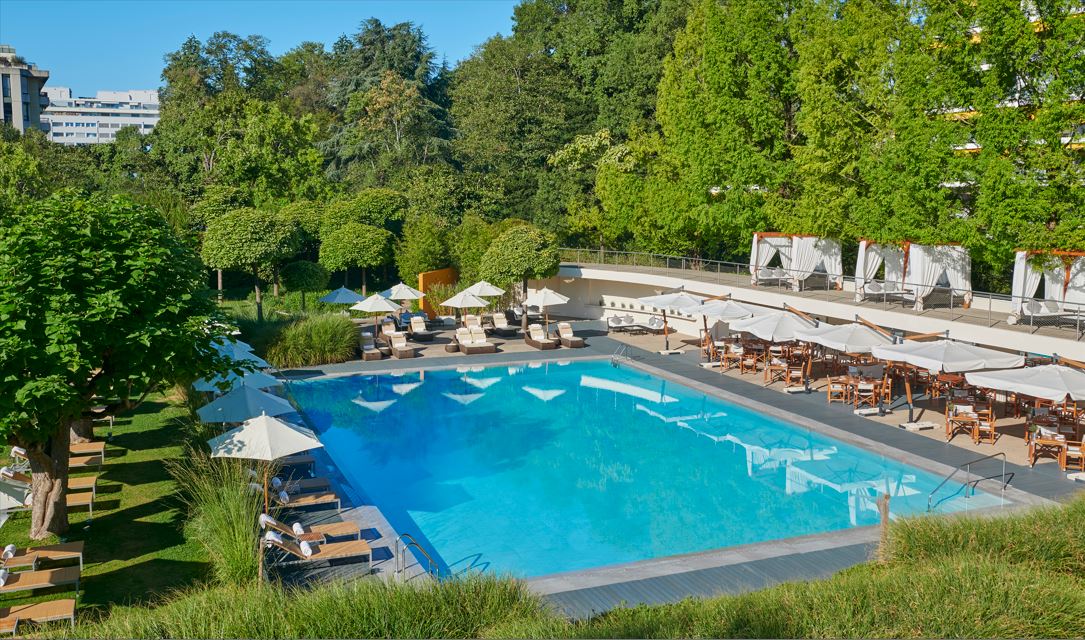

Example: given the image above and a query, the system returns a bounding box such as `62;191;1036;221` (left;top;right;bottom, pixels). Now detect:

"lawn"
1;391;210;614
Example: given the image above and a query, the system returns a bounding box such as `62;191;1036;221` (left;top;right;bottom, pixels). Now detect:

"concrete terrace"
273;322;1081;618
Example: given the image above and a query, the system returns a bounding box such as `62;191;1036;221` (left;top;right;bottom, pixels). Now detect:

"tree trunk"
272;265;280;298
217;269;223;302
343;269;349;287
26;422;72;539
300;291;307;312
362;268;367;296
254;270;264;323
521;278;529;332
70;416;93;443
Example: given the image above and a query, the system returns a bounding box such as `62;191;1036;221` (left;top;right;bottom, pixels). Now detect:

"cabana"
1007;250;1085;324
749;233;843;291
854;240;972;311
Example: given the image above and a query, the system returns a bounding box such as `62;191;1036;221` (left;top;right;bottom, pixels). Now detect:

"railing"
394;533;441;581
559;247;1085;340
927;452;1010;512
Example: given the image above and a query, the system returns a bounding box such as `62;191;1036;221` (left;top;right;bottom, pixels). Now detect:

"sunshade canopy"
216;344;270;368
689;299;768;321
871;339;1024;373
441;290;490;309
523;287;570;308
207;414;322;461
213;337;253;352
965;365;1085;402
464;280;506;297
351;293;402;314
383;282;425;301
197;386;295;423
319;287;366;304
636;289;706;312
194;370;281;393
793;323;894;354
729;311;816;342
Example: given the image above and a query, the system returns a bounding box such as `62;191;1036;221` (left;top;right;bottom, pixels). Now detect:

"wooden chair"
720;345;742;371
854;381;879;409
1061;440;1084;472
971;409;997;445
765;358;788;385
740;352;759;374
785;366;804;387
826;377;849;404
946;404;978;442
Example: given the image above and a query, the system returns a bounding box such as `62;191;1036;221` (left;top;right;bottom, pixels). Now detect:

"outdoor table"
1029;435;1066;467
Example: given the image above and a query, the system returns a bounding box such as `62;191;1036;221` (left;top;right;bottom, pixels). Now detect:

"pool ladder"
612;343;631;365
927;452;1010;512
393;533;441;582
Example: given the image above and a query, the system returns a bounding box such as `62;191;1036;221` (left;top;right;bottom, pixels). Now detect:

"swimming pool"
289;359;1001;578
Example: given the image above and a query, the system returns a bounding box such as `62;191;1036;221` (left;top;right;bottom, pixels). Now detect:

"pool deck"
277;322;1083;619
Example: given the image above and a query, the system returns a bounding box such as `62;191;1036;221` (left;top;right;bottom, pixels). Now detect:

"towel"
258;514;276;530
0;569;8;586
299;541;314;558
2;544;15;560
263;531;283;547
278;490;290;505
270;476;283;490
10;447;25;459
291;522;306;536
0;467;11;480
246;468;259;480
247;482;263;494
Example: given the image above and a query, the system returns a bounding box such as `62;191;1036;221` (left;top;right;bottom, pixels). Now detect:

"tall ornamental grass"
266;314;358;367
166;450;263;585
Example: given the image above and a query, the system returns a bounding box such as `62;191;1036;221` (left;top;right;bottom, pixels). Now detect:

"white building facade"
41;87;159;145
0;45;50;133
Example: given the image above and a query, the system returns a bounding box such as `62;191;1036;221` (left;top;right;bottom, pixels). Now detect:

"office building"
41;87;160;145
0;45;49;133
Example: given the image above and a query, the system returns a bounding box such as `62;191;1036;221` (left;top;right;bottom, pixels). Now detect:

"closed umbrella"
966;365;1085;403
730;311;816;343
194;370;281;394
319;287;367;305
523;287;570;335
441;290;490;325
197;386;294;423
207;413;323;579
465;281;506;297
351;293;402;337
636;288;706;350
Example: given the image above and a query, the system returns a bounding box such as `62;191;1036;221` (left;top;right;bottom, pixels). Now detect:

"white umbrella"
194;370;281;394
441;290;490;325
730;311;816;343
966;365;1085;403
214;337;254;352
690;299;767;321
383;282;425;302
352;293;402;336
794;323;894;354
465;280;506;297
636;288;706;350
216;343;270;368
523;287;570;333
197;386;294;423
871;340;1024;373
319;287;366;304
207;413;323;578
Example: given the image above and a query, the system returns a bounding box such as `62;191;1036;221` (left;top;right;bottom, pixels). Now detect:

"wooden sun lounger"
69;441;105;457
262;514;360;544
0;566;80;597
275;490;341;512
390;334;416;359
0;598;76;635
279;453;315;469
409;317;436;342
266;536;371;567
2;542;84;571
68;454;101;470
2;470;97;497
557;322;585;348
278;476;332;494
525;325;557;350
490;313;519;337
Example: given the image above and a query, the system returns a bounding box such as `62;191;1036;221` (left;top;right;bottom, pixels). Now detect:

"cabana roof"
854;240;972;311
749;232;844;290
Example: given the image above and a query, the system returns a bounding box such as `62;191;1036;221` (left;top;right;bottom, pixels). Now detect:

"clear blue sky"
0;0;518;96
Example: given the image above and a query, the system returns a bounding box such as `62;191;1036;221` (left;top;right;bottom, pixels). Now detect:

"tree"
201;208;300;321
318;222;393;294
0;139;45;210
0;191;230;538
281;260;329;311
448;213;495;283
478;225;560;329
395;212;449;282
320;188;408;236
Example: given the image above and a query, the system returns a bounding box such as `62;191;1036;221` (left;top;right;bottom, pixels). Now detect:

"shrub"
166;451;263;585
266;314;357;367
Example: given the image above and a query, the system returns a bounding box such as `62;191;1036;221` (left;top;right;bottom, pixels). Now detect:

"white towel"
291;522;305;536
263;531;283;547
271;476;283;490
2;544;15;560
278;490;290;505
10;447;25;459
299;541;313;558
247;482;263;494
258;513;276;530
0;467;12;479
0;569;8;586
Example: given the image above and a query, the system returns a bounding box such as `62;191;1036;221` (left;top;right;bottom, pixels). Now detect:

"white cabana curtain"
1009;250;1043;315
907;244;972;311
854;241;905;301
751;234;841;288
749;234;794;283
1064;257;1085;306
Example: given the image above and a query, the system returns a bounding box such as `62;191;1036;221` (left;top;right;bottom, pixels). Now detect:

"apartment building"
41;87;160;145
0;45;49;133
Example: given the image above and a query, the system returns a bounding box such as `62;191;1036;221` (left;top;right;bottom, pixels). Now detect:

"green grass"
0;393;211;613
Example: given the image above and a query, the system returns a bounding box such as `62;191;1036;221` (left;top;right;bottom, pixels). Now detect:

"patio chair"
644;316;666;334
525;324;557;350
1;468;97;497
719;344;741;371
1062;440;1084;472
826;377;849;404
607;316;627;333
490;313;519;337
557;322;585;348
273;488;341;512
0;598;76;635
972;409;997;445
360;333;384;361
854;382;879;409
263;531;371;568
0;566;80;597
408;316;436;342
786;366;804;387
390;333;416;359
946;404;978;442
1;541;84;571
258;513;360;544
765;358;788;385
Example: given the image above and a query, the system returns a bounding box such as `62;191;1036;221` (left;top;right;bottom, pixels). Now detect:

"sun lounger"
68;441;105;457
0;598;76;635
456;327;496;355
464;315;483;331
263;532;371;568
0;566;80;597
525;324;557;350
1;484;95;516
390;333;416;359
271;475;331;495
557;322;585;348
360;333;384;361
2;541;84;571
490;313;519;337
408;316;436;342
273;488;341;512
259;513;360;544
10;448;100;471
1;468;97;497
279;453;315;469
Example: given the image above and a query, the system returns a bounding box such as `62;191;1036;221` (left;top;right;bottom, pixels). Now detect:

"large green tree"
0;191;230;538
478;225;561;329
395;212;450;282
318;222;393;294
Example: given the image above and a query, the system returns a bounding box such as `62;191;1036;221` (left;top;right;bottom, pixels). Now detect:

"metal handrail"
394;533;440;581
927;452;1008;512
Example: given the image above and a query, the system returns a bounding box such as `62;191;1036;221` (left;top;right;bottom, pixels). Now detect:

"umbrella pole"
663;310;669;351
702;316;709;362
259;467;268;582
904;370;914;423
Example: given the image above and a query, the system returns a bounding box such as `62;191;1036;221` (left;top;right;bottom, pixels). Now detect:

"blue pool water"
289;359;1001;578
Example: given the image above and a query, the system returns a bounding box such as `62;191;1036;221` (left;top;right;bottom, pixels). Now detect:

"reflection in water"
522;386;567;402
463;376;501;390
352;398;397;413
580;375;677;403
443;392;485;405
391;381;423;395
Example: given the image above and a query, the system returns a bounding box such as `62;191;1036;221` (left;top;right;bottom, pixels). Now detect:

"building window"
23;102;29;122
1;75;9;98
